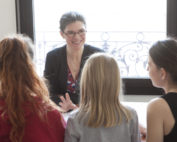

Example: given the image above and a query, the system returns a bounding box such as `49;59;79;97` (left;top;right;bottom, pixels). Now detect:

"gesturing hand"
58;93;77;112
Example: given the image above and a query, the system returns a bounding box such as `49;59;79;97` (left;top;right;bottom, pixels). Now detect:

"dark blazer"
44;44;103;105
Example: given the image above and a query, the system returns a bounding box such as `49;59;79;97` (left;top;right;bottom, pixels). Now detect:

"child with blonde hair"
65;53;141;142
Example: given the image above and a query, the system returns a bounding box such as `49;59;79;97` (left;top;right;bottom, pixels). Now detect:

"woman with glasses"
44;11;103;112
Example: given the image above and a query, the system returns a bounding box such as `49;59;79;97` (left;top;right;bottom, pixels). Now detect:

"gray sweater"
64;106;141;142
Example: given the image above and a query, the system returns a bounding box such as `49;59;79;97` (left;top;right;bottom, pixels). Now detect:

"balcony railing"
35;31;166;77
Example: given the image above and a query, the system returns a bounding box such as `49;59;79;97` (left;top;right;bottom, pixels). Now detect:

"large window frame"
15;0;177;95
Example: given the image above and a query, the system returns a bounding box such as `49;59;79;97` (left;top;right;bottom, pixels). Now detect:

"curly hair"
0;35;56;142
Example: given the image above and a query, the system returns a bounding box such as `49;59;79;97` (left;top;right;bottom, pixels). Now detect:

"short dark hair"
59;11;86;32
149;38;177;82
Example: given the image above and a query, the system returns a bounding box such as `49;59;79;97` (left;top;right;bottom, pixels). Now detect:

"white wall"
120;95;159;102
0;0;16;40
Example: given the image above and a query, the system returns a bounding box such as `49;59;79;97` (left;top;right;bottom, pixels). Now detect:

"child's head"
149;38;177;84
79;53;128;127
80;53;121;106
0;34;34;81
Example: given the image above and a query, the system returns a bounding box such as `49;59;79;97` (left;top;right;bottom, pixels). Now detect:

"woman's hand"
139;124;146;142
58;93;78;112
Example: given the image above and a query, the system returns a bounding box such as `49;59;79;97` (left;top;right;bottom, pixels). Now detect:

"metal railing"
35;31;166;77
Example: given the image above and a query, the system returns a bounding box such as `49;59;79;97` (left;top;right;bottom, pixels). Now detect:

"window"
15;0;177;95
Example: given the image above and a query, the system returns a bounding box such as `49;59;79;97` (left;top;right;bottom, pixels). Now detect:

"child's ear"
160;68;167;80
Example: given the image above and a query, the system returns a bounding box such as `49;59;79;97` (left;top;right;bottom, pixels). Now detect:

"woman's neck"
66;46;84;60
164;83;177;94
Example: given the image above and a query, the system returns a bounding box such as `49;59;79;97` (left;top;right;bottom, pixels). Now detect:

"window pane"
34;0;166;77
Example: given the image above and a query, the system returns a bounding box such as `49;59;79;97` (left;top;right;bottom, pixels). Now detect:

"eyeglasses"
64;29;87;38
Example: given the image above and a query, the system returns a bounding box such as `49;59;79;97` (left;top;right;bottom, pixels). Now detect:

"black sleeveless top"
161;92;177;142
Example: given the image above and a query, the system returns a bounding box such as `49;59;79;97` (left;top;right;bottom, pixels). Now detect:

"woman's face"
61;21;86;50
147;55;163;88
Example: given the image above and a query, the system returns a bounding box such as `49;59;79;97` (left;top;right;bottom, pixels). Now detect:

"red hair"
0;35;56;142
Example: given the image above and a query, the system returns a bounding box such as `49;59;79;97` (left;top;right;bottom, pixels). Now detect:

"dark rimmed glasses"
64;29;87;38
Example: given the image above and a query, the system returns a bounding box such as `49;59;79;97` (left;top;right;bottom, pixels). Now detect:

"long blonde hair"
79;53;131;128
0;35;57;142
